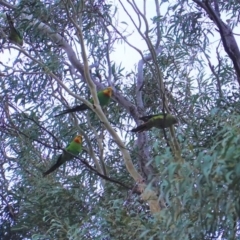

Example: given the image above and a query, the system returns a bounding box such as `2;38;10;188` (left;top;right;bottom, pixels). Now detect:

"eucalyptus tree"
0;0;240;239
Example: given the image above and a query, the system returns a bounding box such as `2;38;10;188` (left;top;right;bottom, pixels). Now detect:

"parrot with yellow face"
43;135;83;176
55;87;113;117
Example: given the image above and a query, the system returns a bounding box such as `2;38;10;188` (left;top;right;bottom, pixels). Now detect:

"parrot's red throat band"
104;90;112;97
103;87;113;97
74;138;82;144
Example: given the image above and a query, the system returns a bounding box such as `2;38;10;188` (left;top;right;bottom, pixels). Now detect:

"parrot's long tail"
131;123;148;133
6;14;14;28
54;104;89;117
43;160;63;177
139;115;154;122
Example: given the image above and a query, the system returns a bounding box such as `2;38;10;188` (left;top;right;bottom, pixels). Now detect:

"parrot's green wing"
139;114;165;122
97;88;112;106
43;135;82;176
131;114;177;133
65;137;82;155
55;87;113;117
6;14;23;46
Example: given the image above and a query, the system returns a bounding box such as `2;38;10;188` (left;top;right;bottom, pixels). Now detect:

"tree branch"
193;0;240;85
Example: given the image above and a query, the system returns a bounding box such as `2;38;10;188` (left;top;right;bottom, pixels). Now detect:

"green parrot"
6;14;23;46
43;135;83;176
55;87;113;117
131;113;178;133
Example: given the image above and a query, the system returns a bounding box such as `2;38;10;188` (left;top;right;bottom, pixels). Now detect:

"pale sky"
111;0;162;72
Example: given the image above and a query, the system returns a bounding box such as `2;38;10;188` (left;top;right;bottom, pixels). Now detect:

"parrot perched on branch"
6;14;23;46
131;114;178;133
43;135;83;176
55;87;113;117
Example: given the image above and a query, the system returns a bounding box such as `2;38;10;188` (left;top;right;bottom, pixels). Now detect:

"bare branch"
193;0;240;85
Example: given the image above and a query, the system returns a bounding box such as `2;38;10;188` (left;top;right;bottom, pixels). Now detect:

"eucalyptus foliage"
1;0;240;239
